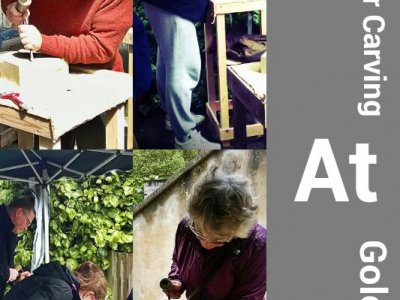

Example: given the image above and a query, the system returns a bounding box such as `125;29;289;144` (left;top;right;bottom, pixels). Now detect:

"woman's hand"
17;271;32;281
5;2;29;26
163;280;183;299
18;25;42;51
7;268;19;283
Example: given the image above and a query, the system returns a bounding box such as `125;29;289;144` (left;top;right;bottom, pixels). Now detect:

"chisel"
16;0;31;14
16;0;34;61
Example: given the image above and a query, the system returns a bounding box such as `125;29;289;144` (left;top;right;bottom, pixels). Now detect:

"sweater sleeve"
228;230;267;300
168;219;186;292
39;0;131;65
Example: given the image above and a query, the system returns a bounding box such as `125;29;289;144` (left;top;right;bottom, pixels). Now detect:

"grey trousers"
143;3;200;140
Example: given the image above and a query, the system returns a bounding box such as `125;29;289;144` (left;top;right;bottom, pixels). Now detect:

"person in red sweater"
2;0;131;72
2;0;132;148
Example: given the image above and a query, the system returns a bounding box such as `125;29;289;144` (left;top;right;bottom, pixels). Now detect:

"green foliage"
0;171;135;271
0;180;27;205
0;151;201;272
47;172;134;271
132;150;200;204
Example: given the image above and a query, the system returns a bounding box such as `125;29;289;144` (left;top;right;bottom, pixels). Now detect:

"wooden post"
105;105;125;149
216;14;230;129
17;130;34;149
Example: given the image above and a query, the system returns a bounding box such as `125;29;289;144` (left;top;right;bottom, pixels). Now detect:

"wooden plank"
204;14;217;109
104;105;125;149
229;76;265;124
122;29;135;149
0;105;52;138
216;14;230;129
126;47;134;149
207;103;264;141
228;62;267;102
220;123;264;140
211;0;266;15
17;130;34;149
127;97;134;149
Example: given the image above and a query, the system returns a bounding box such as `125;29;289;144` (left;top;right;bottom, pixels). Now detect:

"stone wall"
133;150;267;299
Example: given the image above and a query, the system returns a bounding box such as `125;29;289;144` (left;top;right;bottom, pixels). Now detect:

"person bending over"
0;195;36;298
4;261;107;300
163;166;266;299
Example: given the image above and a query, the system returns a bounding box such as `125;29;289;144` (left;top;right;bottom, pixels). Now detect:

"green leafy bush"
48;171;134;271
0;171;135;271
1;151;200;270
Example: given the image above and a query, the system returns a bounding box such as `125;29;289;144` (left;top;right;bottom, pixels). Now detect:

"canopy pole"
21;150;43;185
86;152;119;176
31;183;50;270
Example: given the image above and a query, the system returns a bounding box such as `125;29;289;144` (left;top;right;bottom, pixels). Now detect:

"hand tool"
0;92;28;111
16;0;31;14
15;0;34;61
160;278;172;300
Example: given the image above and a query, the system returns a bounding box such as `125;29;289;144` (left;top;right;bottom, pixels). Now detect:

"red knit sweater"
1;0;132;71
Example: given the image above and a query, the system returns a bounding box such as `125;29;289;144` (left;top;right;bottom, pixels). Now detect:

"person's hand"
8;268;19;283
5;2;29;27
17;271;32;281
162;280;183;299
18;25;42;51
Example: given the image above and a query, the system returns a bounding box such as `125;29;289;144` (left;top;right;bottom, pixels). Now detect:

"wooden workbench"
228;62;267;148
0;52;132;149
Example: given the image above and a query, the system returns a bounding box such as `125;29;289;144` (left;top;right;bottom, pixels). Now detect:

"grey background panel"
269;0;400;299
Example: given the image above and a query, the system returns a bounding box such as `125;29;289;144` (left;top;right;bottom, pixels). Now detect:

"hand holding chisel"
15;0;34;61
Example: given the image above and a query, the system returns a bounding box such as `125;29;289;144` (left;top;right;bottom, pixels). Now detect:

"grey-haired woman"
164;166;267;299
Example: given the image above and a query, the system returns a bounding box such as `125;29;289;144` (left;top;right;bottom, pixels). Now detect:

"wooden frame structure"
204;0;267;144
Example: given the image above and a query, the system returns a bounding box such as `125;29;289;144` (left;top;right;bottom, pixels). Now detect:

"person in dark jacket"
0;195;36;298
141;0;221;149
163;166;266;299
133;13;152;100
4;261;107;300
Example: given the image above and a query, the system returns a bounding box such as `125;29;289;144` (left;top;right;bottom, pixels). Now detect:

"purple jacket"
169;217;266;300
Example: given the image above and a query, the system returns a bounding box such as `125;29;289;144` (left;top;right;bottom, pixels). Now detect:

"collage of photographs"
0;0;267;299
